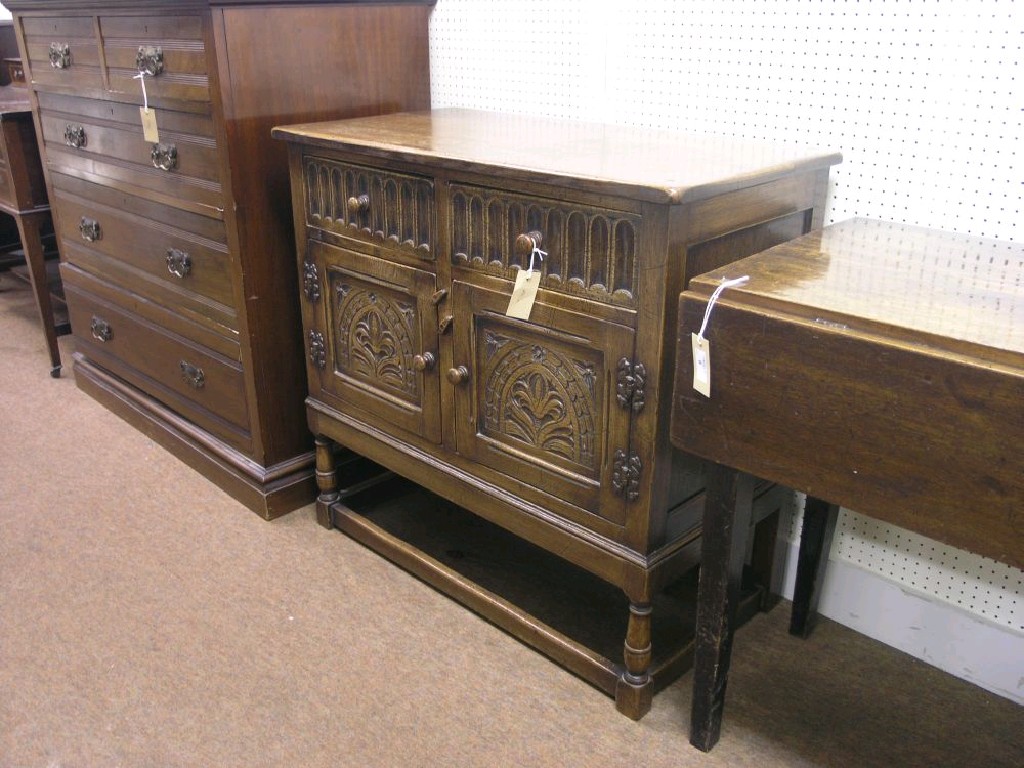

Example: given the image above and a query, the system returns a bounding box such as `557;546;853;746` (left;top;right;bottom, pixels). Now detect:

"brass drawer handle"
89;316;112;342
48;42;71;69
64;124;86;149
347;194;370;216
166;248;192;279
412;352;436;372
179;360;205;390
446;366;469;386
79;217;101;242
136;45;164;77
151;143;178;172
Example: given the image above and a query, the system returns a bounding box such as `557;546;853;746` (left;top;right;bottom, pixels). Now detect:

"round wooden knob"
347;195;370;216
412;352;436;372
446;366;470;386
515;230;544;256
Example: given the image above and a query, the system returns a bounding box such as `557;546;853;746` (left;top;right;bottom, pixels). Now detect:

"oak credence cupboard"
7;0;433;517
276;109;842;717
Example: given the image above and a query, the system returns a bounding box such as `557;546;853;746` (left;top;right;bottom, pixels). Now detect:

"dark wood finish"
0;84;66;376
8;0;433;517
277;109;840;716
670;217;1024;750
789;496;838;637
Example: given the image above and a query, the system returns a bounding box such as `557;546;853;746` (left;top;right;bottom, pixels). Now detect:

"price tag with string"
691;275;750;397
505;238;547;320
135;71;159;142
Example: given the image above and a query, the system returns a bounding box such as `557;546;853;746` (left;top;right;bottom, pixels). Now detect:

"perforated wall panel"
430;0;1022;632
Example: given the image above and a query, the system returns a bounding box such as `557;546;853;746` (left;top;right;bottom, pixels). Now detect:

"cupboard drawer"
21;16;103;93
38;91;222;211
52;181;234;312
63;271;251;452
302;155;435;261
449;183;642;309
100;14;211;105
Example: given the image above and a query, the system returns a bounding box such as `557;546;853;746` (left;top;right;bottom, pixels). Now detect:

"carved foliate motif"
615;357;647;413
333;279;419;398
302;261;321;303
612;449;642;502
308;330;327;370
482;331;598;470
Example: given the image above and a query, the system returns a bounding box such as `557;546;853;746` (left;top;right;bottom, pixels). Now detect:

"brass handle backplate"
49;42;71;69
179;360;205;390
79;217;101;242
151;143;178;171
90;316;112;342
136;45;164;77
166;248;192;279
64;124;86;149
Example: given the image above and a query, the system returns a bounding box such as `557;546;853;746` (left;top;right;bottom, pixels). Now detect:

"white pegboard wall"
430;1;1023;633
431;0;1021;240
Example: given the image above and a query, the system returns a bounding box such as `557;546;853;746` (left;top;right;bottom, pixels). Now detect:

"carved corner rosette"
616;357;647;413
612;449;643;502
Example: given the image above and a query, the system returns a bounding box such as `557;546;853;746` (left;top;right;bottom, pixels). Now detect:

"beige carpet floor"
1;272;1022;767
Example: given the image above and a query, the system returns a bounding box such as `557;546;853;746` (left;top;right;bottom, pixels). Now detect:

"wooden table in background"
0;84;65;376
669;218;1023;751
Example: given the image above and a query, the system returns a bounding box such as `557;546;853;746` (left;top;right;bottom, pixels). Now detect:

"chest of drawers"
8;0;433;517
275;109;841;716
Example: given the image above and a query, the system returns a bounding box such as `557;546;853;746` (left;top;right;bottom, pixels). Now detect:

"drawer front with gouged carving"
302;155;435;262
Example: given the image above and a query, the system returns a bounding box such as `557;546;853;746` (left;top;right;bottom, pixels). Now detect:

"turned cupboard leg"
615;601;653;720
314;434;339;528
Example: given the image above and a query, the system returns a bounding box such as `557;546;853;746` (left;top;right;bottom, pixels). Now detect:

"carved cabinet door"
449;281;636;526
308;241;441;443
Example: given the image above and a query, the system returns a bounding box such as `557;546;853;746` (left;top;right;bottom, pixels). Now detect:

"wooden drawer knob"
347;195;370;216
412;352;436;372
446;366;469;386
514;230;544;256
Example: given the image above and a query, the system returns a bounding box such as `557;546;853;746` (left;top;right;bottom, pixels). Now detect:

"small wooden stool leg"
615;601;653;720
789;495;839;638
15;212;61;377
314;434;339;528
690;464;754;752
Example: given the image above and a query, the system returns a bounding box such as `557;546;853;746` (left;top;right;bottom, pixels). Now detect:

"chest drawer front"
451;281;635;529
100;15;211;105
21;16;103;93
63;272;251;452
52;186;234;310
304;155;435;260
450;184;642;309
38;94;222;210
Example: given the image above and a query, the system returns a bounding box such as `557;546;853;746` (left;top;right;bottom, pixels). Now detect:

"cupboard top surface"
6;0;435;9
273;108;842;205
686;217;1024;363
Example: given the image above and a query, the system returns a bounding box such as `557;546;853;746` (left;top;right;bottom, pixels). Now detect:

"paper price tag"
506;269;541;320
140;107;159;142
691;333;711;397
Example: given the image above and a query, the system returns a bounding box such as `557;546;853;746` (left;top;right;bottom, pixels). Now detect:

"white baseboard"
777;538;1024;705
